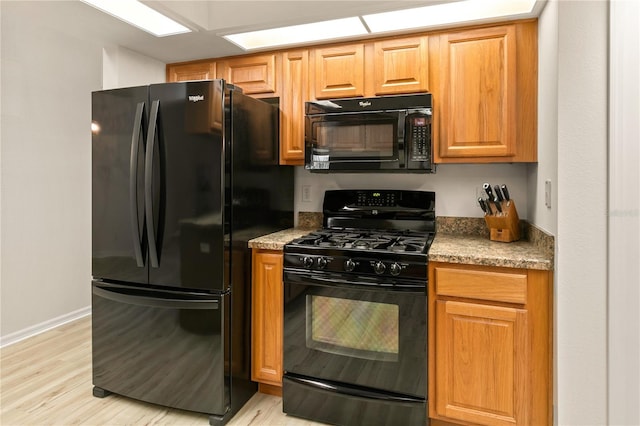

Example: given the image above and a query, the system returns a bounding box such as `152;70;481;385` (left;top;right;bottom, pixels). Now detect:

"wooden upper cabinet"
280;50;307;165
312;43;365;99
372;36;429;95
217;53;279;97
438;25;517;159
434;22;537;163
166;62;216;82
166;20;538;165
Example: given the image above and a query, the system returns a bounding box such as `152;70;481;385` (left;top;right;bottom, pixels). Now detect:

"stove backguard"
322;189;435;233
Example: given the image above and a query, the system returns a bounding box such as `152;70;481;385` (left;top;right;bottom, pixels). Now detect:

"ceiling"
12;0;544;64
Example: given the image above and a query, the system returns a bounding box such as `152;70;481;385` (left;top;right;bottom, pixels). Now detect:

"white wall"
535;1;561;421
0;3;165;344
528;0;558;237
294;164;529;220
0;2;103;341
608;1;640;423
102;45;165;90
556;1;609;424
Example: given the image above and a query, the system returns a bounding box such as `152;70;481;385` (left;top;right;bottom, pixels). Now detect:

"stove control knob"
303;257;314;268
317;257;328;269
374;261;386;275
344;259;356;272
390;262;402;276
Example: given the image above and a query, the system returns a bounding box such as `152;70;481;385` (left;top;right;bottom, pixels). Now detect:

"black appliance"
305;94;434;173
282;189;435;426
91;80;293;426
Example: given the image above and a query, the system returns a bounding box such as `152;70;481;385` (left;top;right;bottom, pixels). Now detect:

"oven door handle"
284;271;426;292
285;373;424;403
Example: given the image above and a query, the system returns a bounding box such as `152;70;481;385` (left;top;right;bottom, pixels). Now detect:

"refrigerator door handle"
145;100;160;268
130;102;146;268
93;283;220;310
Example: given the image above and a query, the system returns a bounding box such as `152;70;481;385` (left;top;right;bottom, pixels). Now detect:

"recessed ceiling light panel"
223;17;368;51
362;0;539;33
80;0;191;37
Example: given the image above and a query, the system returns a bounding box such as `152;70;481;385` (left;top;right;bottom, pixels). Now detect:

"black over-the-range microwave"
304;93;434;173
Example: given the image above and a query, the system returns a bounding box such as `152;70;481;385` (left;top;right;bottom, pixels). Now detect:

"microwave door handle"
398;111;407;168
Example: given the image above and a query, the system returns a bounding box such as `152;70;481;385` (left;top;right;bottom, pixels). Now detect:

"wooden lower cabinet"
428;262;552;426
251;249;284;396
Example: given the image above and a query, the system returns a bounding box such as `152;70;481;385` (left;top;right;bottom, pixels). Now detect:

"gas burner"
318;241;338;247
389;244;409;252
352;240;372;249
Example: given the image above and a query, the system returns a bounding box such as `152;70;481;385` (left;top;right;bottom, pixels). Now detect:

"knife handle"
483;183;494;199
494;185;504;202
501;184;510;201
478;197;488;215
493;197;503;213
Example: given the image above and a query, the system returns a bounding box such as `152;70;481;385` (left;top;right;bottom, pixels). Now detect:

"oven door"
283;269;426;398
304;111;406;171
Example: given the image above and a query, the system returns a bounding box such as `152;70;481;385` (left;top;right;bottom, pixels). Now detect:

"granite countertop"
432;217;554;270
247;227;317;250
247;212;322;250
429;233;553;270
247;214;554;271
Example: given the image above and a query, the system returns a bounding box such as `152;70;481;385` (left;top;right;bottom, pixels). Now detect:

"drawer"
434;267;527;304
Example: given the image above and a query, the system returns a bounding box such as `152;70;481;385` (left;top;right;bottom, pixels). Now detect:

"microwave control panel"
408;115;431;161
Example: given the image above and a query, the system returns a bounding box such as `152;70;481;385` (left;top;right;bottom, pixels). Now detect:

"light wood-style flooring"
0;316;322;425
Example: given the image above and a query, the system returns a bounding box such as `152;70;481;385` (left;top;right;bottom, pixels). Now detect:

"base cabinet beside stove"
428;262;552;426
251;249;284;396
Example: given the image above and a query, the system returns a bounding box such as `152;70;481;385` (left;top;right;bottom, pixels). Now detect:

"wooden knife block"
484;200;521;242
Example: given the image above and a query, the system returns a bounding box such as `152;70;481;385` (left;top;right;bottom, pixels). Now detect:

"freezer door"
92;86;149;284
147;81;226;291
91;281;229;415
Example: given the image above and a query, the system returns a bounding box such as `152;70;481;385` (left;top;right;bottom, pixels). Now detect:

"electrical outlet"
302;185;312;203
545;180;552;208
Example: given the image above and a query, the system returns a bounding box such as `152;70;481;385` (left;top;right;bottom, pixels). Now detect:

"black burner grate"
289;229;432;254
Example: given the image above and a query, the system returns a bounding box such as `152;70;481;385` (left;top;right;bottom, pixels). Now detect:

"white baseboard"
0;306;92;348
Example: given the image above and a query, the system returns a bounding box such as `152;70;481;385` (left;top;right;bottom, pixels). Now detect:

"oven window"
305;295;399;362
315;123;395;158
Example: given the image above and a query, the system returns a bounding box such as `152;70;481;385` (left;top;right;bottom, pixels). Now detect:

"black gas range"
282;189;435;426
284;189;435;282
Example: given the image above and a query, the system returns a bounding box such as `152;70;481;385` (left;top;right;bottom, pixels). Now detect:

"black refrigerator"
91;80;293;426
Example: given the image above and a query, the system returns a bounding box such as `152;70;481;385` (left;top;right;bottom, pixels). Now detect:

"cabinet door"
435;300;528;426
166;62;216;82
251;250;283;387
437;25;517;159
313;43;364;99
217;54;278;97
372;36;429;95
280;50;307;165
